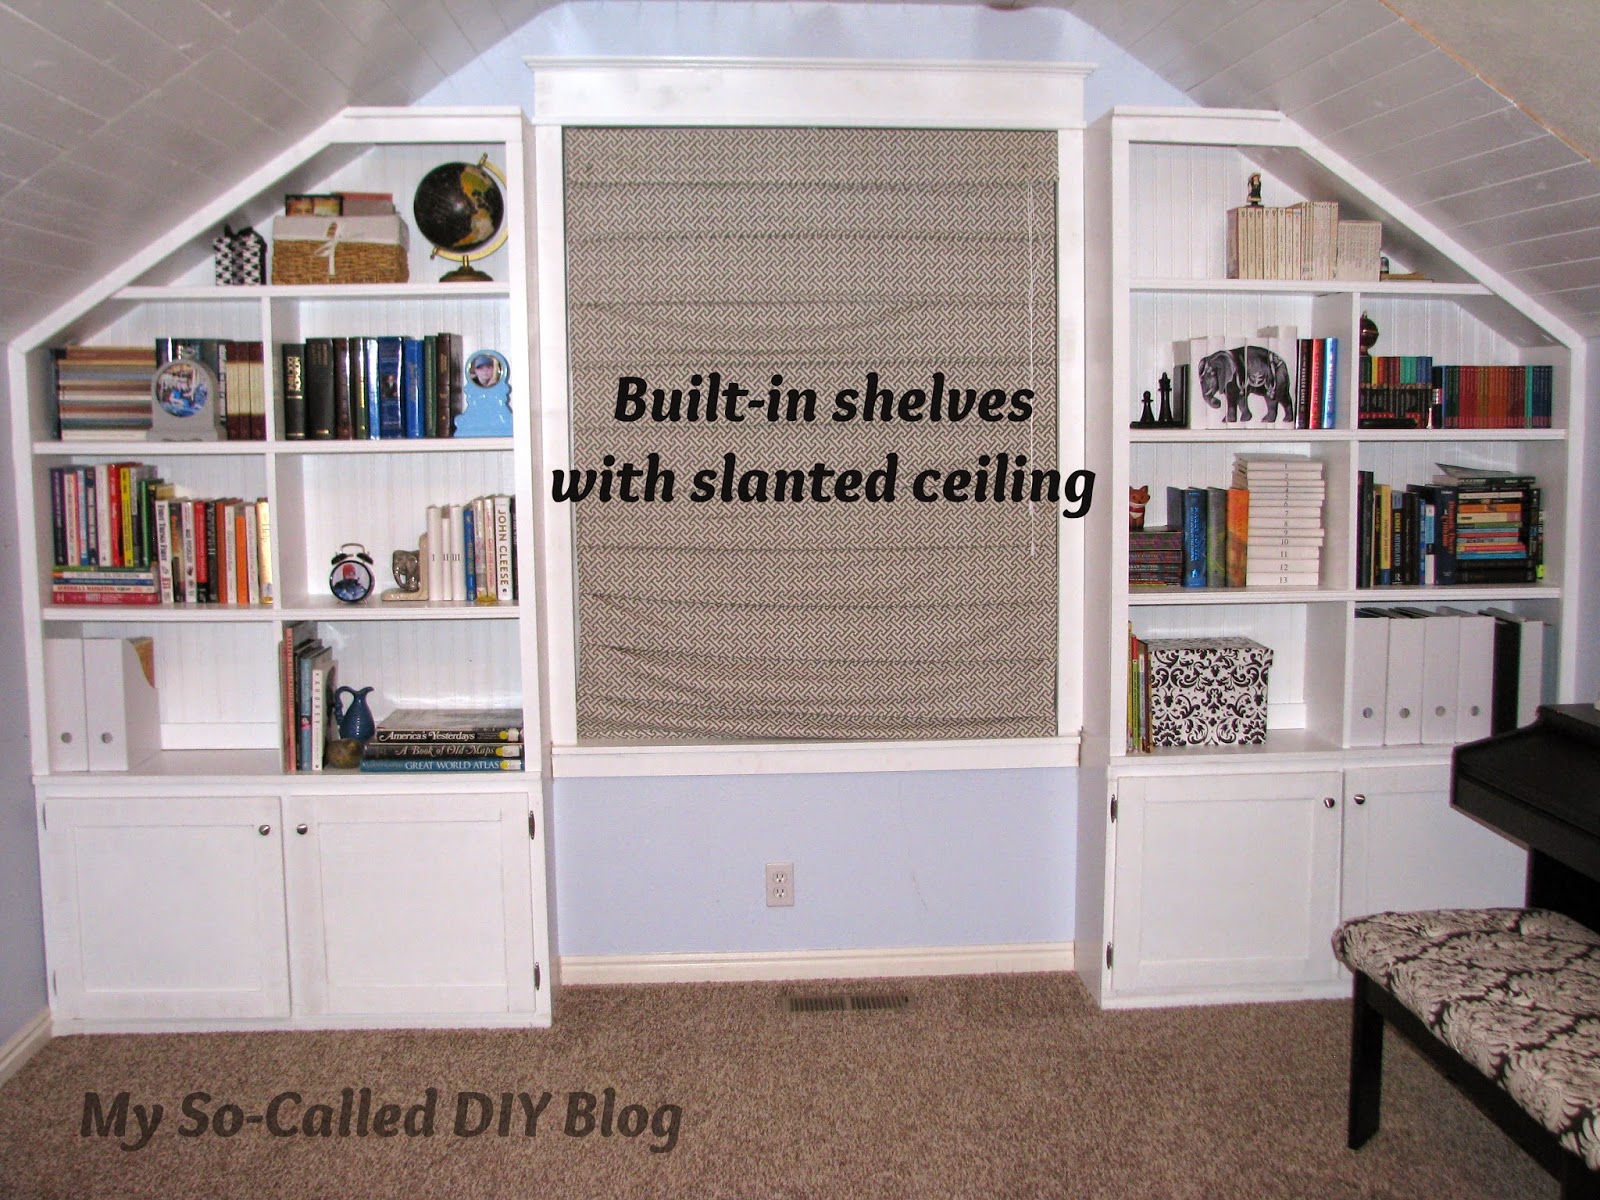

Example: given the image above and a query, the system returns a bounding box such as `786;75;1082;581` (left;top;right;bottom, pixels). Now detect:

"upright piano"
1453;702;1600;933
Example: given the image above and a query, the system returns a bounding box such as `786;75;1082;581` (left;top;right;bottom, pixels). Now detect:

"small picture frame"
454;349;512;437
285;193;343;217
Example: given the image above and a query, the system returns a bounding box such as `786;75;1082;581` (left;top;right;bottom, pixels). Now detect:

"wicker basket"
271;215;409;285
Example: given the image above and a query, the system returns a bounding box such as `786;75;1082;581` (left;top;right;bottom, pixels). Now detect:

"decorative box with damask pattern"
1145;636;1273;747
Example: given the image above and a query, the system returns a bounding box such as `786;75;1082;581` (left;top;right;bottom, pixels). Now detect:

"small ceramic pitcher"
332;686;376;741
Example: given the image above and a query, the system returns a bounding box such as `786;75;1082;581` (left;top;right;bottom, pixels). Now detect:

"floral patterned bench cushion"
1333;907;1600;1171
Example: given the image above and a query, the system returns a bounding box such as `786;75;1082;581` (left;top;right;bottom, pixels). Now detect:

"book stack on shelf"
1232;454;1325;587
359;707;524;773
47;464;273;606
280;620;338;772
1225;197;1380;281
282;333;465;441
419;495;517;604
1128;527;1183;588
1357;358;1554;430
51;346;155;440
1357;463;1542;587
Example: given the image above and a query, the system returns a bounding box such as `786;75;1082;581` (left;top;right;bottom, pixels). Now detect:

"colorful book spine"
357;757;525;773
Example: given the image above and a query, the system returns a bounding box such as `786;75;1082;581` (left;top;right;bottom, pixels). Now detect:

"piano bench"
1334;908;1600;1200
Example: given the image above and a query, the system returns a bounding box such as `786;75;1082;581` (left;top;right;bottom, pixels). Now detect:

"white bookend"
425;504;444;600
81;636;160;771
43;637;89;771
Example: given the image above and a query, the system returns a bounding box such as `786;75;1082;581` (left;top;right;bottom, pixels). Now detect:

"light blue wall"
0;375;46;1041
555;769;1077;956
430;1;1182;958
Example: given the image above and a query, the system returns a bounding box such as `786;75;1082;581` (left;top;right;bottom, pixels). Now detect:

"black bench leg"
1560;1157;1600;1200
1348;972;1385;1150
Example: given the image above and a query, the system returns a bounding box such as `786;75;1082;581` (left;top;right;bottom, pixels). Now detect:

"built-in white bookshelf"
1076;107;1582;1008
8;108;554;1033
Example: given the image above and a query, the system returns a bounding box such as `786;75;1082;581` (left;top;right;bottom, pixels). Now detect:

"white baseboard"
559;942;1075;986
0;1009;51;1090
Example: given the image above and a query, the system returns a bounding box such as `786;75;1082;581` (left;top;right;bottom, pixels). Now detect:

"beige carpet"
0;973;1554;1198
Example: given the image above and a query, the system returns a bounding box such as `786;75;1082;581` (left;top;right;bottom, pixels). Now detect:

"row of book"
1225;199;1381;282
47;463;273;606
281;621;338;771
1357;464;1542;588
1357;357;1554;430
1132;455;1326;590
1350;606;1547;748
420;496;519;604
283;333;466;441
1172;330;1340;430
357;707;526;773
50;340;270;441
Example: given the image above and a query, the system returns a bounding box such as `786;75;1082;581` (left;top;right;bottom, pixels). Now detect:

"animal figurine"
1198;345;1295;424
1129;485;1150;531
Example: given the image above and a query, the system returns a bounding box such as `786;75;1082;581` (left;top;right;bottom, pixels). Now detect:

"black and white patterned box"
1146;636;1273;747
213;225;266;286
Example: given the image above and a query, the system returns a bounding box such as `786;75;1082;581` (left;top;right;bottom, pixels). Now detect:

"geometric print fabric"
564;126;1060;739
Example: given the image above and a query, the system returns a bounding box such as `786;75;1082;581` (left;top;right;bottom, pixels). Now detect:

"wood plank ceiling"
0;0;1597;342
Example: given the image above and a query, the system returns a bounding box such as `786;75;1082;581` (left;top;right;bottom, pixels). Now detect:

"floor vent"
783;992;910;1014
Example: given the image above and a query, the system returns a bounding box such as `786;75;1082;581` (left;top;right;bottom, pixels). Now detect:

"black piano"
1454;702;1600;933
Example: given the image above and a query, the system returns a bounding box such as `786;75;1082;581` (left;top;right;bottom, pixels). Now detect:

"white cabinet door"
284;792;538;1018
1110;770;1344;997
40;794;289;1021
1341;763;1525;919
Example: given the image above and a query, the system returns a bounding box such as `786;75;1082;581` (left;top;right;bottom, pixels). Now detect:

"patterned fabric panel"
1333;907;1600;1170
563;126;1060;741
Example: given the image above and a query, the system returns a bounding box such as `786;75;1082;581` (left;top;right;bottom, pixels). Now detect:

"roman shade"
563;125;1059;740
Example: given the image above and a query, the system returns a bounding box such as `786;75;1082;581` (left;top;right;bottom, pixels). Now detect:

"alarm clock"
329;543;375;604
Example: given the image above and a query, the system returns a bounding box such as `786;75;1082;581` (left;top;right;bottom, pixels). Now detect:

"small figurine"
1247;172;1263;206
381;534;430;603
1156;372;1174;426
1134;390;1157;427
454;349;513;437
1129;485;1150;531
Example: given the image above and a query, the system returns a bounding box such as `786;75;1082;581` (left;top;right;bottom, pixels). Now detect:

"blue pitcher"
332;686;376;741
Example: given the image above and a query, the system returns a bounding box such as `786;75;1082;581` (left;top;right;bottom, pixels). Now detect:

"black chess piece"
1134;390;1156;427
1157;372;1174;425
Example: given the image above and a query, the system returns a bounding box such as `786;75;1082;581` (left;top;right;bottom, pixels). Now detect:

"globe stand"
438;254;492;283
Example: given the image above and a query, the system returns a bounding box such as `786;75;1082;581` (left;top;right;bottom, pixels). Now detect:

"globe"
413;160;506;267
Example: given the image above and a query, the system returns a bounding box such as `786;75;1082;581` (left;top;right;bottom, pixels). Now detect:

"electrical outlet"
765;861;795;907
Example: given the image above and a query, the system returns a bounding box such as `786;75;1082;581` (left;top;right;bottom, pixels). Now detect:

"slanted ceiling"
1;0;1599;344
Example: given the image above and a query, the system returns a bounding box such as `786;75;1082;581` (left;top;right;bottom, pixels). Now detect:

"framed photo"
284;193;342;217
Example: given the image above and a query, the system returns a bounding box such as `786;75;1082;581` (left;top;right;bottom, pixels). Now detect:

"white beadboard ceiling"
2;0;1599;343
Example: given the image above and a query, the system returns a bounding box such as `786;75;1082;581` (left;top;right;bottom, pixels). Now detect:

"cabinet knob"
100;732;114;744
1323;797;1336;809
1398;707;1411;719
1360;706;1374;719
1353;793;1366;806
258;824;271;836
296;823;308;835
59;732;71;743
1435;705;1447;717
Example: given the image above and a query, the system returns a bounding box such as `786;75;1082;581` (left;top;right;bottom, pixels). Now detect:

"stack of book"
51;346;155;440
1359;464;1542;587
1225;198;1380;281
282;333;465;441
1128;527;1183;588
422;495;518;603
359;707;525;773
1232;455;1325;587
